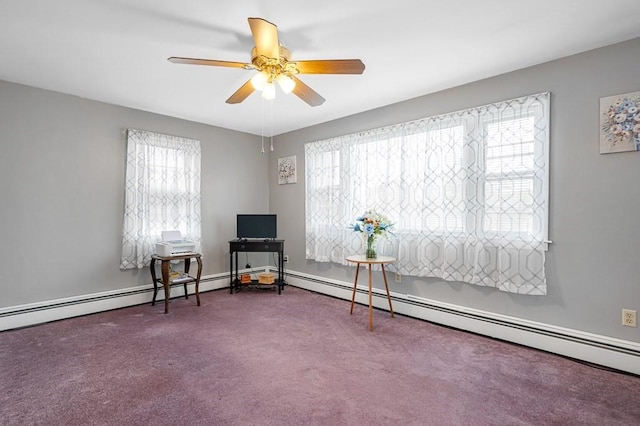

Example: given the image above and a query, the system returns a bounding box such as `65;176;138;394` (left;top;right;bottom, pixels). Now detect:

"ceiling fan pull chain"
261;96;265;153
270;100;274;151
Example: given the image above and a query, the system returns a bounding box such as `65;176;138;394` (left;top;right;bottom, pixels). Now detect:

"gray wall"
270;38;640;342
0;80;267;307
2;39;638;344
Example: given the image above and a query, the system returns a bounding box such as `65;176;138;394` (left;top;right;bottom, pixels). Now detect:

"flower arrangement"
601;93;640;151
350;210;394;258
278;156;297;184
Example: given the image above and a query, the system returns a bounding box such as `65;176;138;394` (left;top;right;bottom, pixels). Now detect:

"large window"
305;92;550;294
120;129;201;269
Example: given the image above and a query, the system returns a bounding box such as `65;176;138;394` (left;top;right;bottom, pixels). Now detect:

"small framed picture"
278;155;297;184
599;90;640;154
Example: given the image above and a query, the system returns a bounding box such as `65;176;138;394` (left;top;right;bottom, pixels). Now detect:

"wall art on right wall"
600;90;640;154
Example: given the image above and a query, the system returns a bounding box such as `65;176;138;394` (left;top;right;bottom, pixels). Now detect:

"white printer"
155;230;197;256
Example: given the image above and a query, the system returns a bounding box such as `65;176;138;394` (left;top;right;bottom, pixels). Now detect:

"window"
305;92;550;294
483;112;544;240
120;129;201;269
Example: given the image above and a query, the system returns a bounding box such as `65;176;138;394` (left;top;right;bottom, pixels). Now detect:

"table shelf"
233;278;282;291
150;253;203;314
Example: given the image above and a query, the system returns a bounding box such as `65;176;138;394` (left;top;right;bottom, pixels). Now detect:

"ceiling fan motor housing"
251;46;298;81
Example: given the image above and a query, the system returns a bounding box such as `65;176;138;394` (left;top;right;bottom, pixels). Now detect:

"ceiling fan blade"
294;59;365;74
168;57;253;69
248;17;279;59
291;76;325;107
226;79;255;104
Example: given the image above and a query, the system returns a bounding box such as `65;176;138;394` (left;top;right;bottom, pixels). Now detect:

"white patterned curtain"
120;129;201;269
305;92;550;294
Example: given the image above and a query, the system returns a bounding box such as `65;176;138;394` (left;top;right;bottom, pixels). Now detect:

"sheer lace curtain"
120;129;201;269
305;92;550;294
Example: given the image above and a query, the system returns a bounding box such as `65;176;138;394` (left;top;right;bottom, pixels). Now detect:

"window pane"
484;115;537;236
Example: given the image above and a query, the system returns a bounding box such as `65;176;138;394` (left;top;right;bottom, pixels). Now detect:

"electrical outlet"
622;309;637;327
395;272;401;283
283;255;289;262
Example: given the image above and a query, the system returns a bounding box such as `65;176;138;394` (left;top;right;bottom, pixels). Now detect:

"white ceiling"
2;0;639;136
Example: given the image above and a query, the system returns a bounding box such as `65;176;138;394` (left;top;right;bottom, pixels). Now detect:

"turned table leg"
161;260;171;314
195;257;202;306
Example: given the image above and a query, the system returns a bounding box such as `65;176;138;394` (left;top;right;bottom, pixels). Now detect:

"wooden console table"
346;255;396;331
150;253;202;314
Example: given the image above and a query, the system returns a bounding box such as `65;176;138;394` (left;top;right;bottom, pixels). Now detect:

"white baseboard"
0;273;230;331
2;268;639;376
285;270;640;376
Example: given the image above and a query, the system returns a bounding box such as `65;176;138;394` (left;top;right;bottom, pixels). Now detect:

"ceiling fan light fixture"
169;17;363;106
262;82;276;100
276;73;296;94
251;71;268;90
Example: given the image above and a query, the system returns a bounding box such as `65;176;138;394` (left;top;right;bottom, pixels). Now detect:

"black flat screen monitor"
236;214;277;239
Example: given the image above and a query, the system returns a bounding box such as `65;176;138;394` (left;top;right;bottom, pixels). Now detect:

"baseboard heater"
284;270;640;375
2;268;638;375
0;275;229;331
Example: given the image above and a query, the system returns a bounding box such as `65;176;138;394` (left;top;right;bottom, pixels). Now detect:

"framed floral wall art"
278;155;297;184
600;90;640;154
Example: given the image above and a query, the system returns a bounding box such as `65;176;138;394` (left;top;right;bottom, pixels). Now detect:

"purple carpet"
1;286;639;425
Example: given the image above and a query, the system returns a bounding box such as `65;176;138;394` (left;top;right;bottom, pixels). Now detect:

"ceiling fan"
168;17;365;107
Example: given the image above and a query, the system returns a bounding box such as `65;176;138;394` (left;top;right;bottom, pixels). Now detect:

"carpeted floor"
1;286;639;425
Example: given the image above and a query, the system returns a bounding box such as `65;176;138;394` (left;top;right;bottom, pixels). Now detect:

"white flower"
634;113;640;122
615;113;628;123
612;124;623;134
628;106;638;114
633;123;640;134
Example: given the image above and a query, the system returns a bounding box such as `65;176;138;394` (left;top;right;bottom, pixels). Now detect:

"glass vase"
366;236;377;259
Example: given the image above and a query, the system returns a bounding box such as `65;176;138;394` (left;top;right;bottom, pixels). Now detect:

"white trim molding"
285;270;640;376
0;273;230;331
2;268;638;376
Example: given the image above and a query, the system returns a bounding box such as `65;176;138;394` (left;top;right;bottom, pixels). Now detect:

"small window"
120;129;201;269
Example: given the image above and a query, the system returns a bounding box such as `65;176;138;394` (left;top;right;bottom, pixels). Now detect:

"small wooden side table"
150;253;202;314
345;255;396;331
